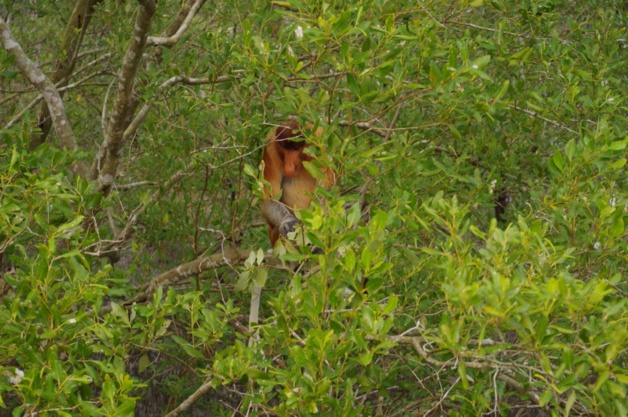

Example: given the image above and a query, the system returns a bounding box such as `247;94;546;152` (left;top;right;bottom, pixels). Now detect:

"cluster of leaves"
0;135;135;414
1;0;627;415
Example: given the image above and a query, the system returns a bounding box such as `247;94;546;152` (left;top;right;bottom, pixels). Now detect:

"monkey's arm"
262;146;299;239
261;199;298;237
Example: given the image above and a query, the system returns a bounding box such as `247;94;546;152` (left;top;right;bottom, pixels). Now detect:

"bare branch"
164;376;214;417
30;0;103;150
507;104;578;135
337;120;387;137
122;74;232;141
97;160;196;259
147;0;207;47
6;69;112;130
379;334;544;408
91;0;157;191
114;180;158;190
384;100;404;142
0;18;80;153
145;246;250;299
0;52;113;108
98;246;251;316
447;20;558;44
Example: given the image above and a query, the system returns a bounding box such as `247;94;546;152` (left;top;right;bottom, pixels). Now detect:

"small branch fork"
147;0;207;47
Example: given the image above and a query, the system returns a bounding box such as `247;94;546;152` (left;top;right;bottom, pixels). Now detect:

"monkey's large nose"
284;161;300;177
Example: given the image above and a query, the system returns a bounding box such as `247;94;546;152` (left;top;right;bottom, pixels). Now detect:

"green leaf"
600;206;615;219
244;251;256;268
608;139;628;151
358;351;373;365
564;139;576;160
382;294;398;315
234;271;250;292
470;55;491;69
535;314;548;343
540;352;552;374
611;158;626;170
371;210;388;232
361;247;372;269
346;73;360;97
564;391;576;416
347;202;361;227
256;248;265;265
610;217;625;238
344;248;356;272
307;231;325;249
494;80;509;102
509;47;533;65
548;325;576;335
182;343;204;359
458;360;469;390
243;163;256;177
593;371;610;392
552;151;564;171
449;125;462;140
110;302;130;326
302;160;326;180
0;71;18;79
255;268;268;287
538;389;553;406
138;354;150;373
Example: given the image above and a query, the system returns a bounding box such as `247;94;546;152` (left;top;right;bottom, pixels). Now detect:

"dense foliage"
1;0;627;415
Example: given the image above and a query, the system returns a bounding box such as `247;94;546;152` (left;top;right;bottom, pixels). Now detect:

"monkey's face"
281;148;304;178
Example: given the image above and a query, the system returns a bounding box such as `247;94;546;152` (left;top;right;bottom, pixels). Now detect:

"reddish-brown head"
274;121;307;178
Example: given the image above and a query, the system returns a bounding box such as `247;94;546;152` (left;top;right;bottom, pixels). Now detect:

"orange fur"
261;120;336;246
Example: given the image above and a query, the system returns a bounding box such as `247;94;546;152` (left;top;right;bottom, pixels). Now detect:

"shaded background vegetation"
0;0;627;415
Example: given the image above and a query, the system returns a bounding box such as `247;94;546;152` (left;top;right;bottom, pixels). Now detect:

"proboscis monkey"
261;120;336;246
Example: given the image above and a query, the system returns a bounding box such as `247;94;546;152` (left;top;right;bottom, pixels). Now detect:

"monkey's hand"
262;199;300;238
279;217;299;238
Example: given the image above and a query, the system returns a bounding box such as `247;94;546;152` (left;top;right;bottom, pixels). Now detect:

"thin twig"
5;69;111;129
507;104;578;134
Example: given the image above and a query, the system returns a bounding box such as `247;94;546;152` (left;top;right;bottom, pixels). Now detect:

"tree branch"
147;0;207;47
95;160;194;260
5;69;112;130
98;246;251;316
122;75;232;142
0;16;86;176
91;0;157;191
381;334;544;407
30;0;103;150
507;104;578;135
164;376;214;417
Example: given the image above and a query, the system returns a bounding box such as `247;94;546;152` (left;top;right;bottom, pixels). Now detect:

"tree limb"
30;0;103;150
507;104;578;135
147;0;207;47
0;16;88;177
90;0;157;192
98;246;251;316
164;376;214;417
122;75;231;142
5;69;111;130
381;334;544;407
96;160;195;260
